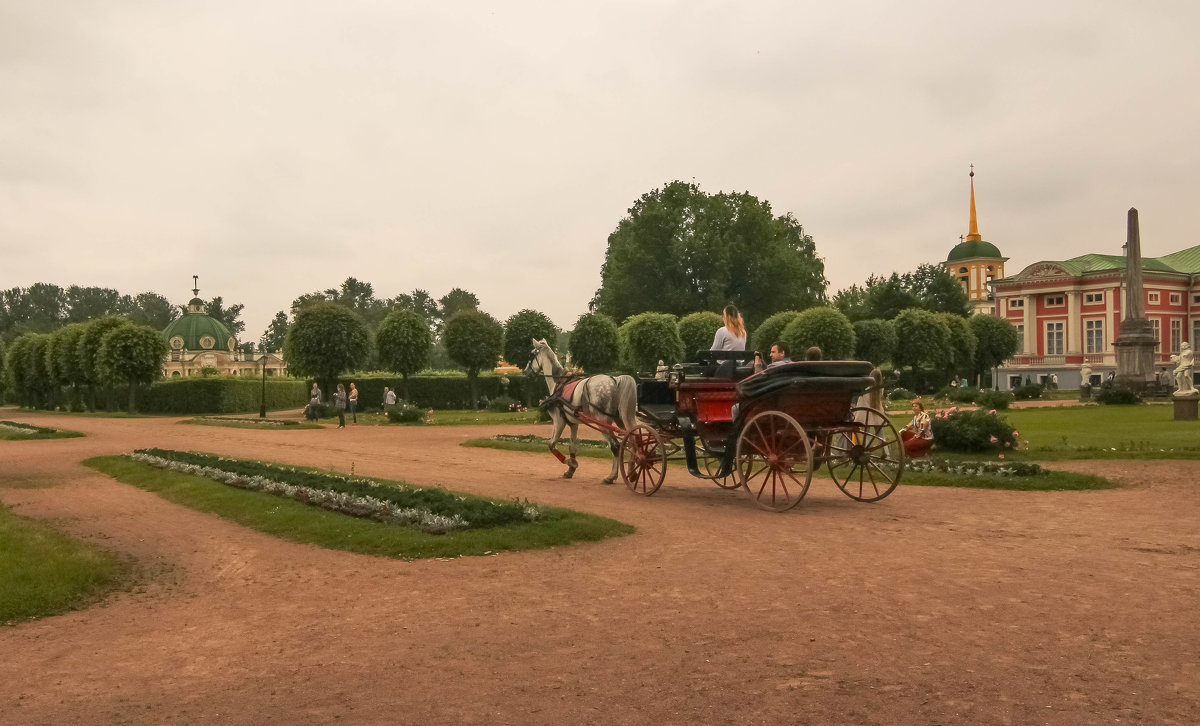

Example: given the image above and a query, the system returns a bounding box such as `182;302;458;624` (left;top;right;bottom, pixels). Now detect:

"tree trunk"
402;373;409;401
128;382;137;413
468;371;478;410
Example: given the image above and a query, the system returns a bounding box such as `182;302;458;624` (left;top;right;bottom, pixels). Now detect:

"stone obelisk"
1112;208;1156;390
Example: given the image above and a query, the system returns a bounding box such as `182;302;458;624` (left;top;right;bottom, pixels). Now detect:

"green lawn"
181;418;324;430
84;456;632;559
0;503;124;623
0;421;84;441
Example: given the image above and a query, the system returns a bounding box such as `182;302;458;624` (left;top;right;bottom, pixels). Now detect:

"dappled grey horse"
524;339;638;484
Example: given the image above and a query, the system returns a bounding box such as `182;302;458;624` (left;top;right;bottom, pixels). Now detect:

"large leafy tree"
781;307;856;360
375;309;434;398
893;308;951;373
937;312;977;377
568;312;620;374
97;324;169;412
259;311;290;353
76;316;131;408
283;302;371;398
388;289;441;333
619;313;684;371
443;310;503;407
677;312;723;361
853;319;897;366
969;314;1021;379
47;323;88;395
439;288;480;325
592;181;827;324
64;286;127;323
502;310;558;369
198;296;246;338
904;264;971;317
128;292;179;329
3;334;35;405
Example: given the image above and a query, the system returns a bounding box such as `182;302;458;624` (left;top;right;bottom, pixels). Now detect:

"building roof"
163;310;236;352
948;238;1003;261
1000;243;1200;282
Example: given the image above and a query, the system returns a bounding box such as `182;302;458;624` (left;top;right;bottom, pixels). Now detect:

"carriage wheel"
735;411;814;512
620;424;668;496
698;445;740;488
826;407;904;502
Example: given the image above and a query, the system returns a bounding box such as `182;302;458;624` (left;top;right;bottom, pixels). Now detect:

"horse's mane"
538;341;566;378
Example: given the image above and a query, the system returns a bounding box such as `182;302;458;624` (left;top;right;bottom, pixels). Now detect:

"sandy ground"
0;409;1197;725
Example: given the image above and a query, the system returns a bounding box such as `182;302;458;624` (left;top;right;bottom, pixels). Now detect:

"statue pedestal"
1079;386;1092;402
1114;318;1157;392
1173;393;1199;421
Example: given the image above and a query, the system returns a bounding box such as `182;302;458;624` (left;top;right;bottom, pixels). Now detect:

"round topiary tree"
502;309;558;370
781;307;855;360
568;312;620;373
97;324;169;412
443;309;504;408
20;334;56;409
677;312;723;362
619;312;684;372
48;323;89;410
893;308;951;374
76;316;131;410
375;309;434;400
283;302;371;401
968;314;1021;382
4;334;35;407
750;310;801;356
937;312;977;382
853;318;897;367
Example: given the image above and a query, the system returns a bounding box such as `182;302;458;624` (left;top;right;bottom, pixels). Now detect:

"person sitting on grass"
899;399;933;457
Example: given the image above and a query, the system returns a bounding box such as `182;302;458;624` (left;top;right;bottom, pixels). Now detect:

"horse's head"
525;338;554;378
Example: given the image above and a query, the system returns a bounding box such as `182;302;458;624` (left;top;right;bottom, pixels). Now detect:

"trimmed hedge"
345;375;544;411
138;379;310;414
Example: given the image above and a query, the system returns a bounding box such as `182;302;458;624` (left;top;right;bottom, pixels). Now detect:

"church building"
943;168;1007;315
160;279;287;378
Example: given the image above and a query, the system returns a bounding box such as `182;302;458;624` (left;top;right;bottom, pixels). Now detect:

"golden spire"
965;164;982;242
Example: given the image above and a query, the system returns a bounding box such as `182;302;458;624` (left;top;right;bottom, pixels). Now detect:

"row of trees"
0;284;202;341
3;317;168;412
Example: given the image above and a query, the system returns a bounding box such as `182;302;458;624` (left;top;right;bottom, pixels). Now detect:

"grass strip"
0;503;123;623
181;418;323;430
0;420;84;440
464;436;611;458
84;456;632;559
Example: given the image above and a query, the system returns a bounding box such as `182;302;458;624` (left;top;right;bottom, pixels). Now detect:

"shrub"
375;309;434;398
569;312;620;373
619;312;684;371
750;311;800;357
930;409;1018;453
976;389;1014;410
343;374;541;410
888;387;916;401
1013;382;1044;400
677;312;723;360
284;302;371;396
487;395;521;413
893;308;950;371
946;387;977;404
443;309;504;406
97;324;170;412
1094;382;1142;405
386;401;427;423
781;307;855;360
138;378;310;414
853;318;897;367
502;310;558;370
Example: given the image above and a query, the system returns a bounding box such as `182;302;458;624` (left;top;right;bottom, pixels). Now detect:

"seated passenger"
753;340;791;374
710;304;747;352
899;399;933;457
804;346;822;361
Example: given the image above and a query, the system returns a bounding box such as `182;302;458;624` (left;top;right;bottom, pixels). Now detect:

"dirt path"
1;411;1197;725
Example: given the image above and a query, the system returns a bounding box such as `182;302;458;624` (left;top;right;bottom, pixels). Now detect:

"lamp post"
259;345;269;418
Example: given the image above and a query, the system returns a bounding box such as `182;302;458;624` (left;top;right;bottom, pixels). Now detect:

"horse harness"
541;374;623;422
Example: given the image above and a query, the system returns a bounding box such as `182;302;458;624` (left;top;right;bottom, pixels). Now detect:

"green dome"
948;239;1002;262
163;312;236;352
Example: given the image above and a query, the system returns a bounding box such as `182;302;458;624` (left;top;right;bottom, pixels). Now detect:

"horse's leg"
547;410;571;476
565;421;580;479
601;428;620;484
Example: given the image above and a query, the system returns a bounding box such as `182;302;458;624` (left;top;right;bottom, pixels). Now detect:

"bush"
386;401;427;423
930;409;1017;453
750;311;800;357
1094;382;1142;405
888;387;916;401
781;307;855;360
619;312;684;371
1013;383;1044;400
344;374;541;410
486;395;521;413
502;310;558;370
138;378;310;414
945;387;977;404
853;318;897;367
677;312;723;360
569;312;620;373
975;389;1014;410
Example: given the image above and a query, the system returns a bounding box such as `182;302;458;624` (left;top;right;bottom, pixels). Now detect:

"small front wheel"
826;407;904;502
620;424;668;496
735;411;814;511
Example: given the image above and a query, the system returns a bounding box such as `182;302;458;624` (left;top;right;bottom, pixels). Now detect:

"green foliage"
138;378;310;414
1094;382;1142;405
944;386;978;403
750;310;800;356
1013;382;1044;400
337;375;541;411
502;309;558;369
443;309;504;376
888;387;916;401
386;401;428;423
486;395;522;413
968;314;1021;374
592;181;827;323
76;316;130;389
677;312;723;360
97;324;169;411
937;312;977;375
929;409;1017;453
4;334;35;404
976;389;1014;410
893;308;951;371
375;309;434;391
904;264;971;317
568;312;620;373
834;265;969;322
259;310;290;353
853;318;897;366
48;323;88;388
283;302;371;394
619;312;685;371
781;306;855;360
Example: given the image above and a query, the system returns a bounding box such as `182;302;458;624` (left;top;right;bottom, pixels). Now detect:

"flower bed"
194;417;303;426
0;421;58;435
906;458;1046;477
128;449;540;533
492;433;611;449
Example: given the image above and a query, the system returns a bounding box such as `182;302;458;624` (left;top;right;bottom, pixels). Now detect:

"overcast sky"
3;1;1198;338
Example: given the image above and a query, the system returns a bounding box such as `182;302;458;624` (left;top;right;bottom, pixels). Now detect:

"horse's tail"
614;375;639;433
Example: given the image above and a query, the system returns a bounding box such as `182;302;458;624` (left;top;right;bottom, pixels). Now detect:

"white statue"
1079;362;1092;388
1172;342;1195;396
654;360;668;381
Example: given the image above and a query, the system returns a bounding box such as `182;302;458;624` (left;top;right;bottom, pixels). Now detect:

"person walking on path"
348;382;358;423
334;384;347;428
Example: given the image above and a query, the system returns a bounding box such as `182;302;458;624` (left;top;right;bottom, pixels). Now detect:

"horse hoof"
562;471;575;479
601;478;615;485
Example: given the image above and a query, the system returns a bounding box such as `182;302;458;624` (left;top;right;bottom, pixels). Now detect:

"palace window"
1045;321;1064;356
1171;319;1183;353
1193;294;1200;305
1015;324;1025;353
1085;319;1105;354
1084;292;1104;304
1009;298;1025;309
1152;319;1162;348
1193;320;1200;348
1170;293;1182;305
1148;292;1161;304
1045;295;1065;307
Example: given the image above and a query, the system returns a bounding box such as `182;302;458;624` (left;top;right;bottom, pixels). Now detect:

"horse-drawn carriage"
526;341;904;512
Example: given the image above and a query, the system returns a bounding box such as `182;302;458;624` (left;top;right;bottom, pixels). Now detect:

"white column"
1066;291;1081;354
1024;295;1035;354
1106;286;1116;353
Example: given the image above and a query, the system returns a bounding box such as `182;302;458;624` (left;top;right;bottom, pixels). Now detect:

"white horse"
524;338;639;484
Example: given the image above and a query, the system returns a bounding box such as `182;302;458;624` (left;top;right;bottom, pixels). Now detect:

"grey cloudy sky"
3;1;1198;338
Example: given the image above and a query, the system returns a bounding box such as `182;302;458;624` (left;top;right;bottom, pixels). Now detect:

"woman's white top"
710;326;747;351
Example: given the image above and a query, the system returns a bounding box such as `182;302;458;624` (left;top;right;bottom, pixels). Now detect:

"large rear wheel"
826;407;904;502
735;411;813;512
620;424;668;496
